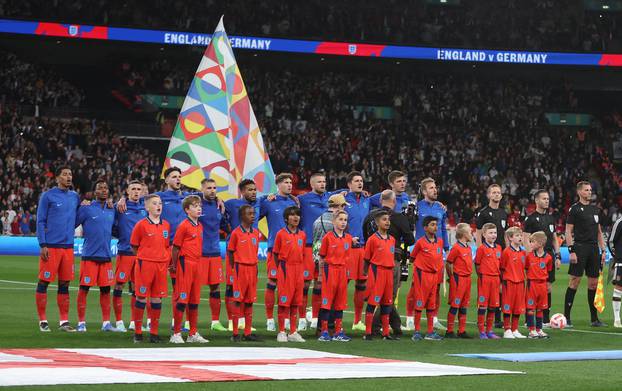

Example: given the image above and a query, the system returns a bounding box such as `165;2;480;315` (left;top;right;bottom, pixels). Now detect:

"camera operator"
363;190;415;337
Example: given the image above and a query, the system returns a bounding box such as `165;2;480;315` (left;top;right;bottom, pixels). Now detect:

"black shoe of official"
383;334;398;341
133;333;143;343
149;334;161;343
363;334;373;341
231;335;241;342
494;321;504;329
591;320;608;327
457;332;472;339
444;331;457;338
242;333;261;342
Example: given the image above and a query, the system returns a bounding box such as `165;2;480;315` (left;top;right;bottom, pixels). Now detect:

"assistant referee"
563;181;607;328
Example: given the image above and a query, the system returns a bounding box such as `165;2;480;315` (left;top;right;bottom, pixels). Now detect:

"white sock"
433;316;439;323
102;321;110;327
406;316;414;323
613;290;622;322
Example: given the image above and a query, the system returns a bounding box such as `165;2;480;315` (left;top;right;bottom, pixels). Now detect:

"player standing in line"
317;210;352;342
408;177;448;331
564;181;607;328
198;178;229;332
309;194;349;328
228;205;261;342
445;223;473;339
362;210;397;341
224;179;262;331
297;172;334;331
523;190;561;327
369;170;411;212
112;180;146;332
499;227;527;339
525;232;553;338
75;180;117;333
476;184;508;329
609;214;622;327
130;194;170;343
475;223;502;339
273;206;307;343
170;195;208;344
259;173;297;331
35;166;79;332
344;171;371;332
409;216;444;341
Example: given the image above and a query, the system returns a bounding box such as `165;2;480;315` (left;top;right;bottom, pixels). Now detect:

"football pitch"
1;255;620;390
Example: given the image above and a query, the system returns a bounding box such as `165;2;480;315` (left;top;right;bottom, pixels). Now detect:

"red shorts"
436;267;444;284
79;260;114;287
200;256;223;285
175;257;202;304
477;275;501;308
320;264;348;310
39;247;74;282
276;261;304;307
115;254;136;284
502;280;526;314
366;264;393;306
233;263;258;303
266;251;278;280
409;268;438;311
135;260;168;298
303;246;315;281
449;273;471;308
526;280;548;310
347;247;367;281
225;261;235;286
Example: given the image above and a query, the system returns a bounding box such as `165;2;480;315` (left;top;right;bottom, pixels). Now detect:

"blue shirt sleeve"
369;193;381;209
259;197;269;219
36;192;49;246
440;207;449;250
75;205;87;228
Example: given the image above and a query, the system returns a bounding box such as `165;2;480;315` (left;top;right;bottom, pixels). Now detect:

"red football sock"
244;304;253;336
113;291;123;322
225;296;234;321
381;313;390;336
290;306;298;334
133;302;146;335
146;301;152;322
77;289;88;323
188;306;198;336
458;312;467;333
486;311;495;333
477;310;485;333
365;310;374;335
299;296;307;319
150;304;161;336
426;310;434;334
446;311;456;333
209;291;221;322
512;314;520;331
277;305;287;332
321;320;329;333
354;288;365;324
99;289;111;323
35;292;47;321
173;305;184;334
265;286;275;319
503;314;511;330
232;305;240;336
406;294;415;317
57;291;70;323
335;318;343;334
312;288;322;318
415;310;422;332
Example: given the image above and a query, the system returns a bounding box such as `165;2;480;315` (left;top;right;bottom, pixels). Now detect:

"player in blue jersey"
112;180;146;332
259;173;297;331
75;180;118;333
297;172;335;331
344;171;371;331
406;177;449;331
224;179;262;229
370;171;411;212
35;166;80;332
198;178;230;332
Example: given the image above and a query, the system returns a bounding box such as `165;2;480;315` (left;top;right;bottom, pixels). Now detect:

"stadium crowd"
0;0;620;52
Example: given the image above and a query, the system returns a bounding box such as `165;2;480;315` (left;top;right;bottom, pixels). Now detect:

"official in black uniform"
608;215;622;328
523;189;561;325
476;183;507;327
564;181;607;328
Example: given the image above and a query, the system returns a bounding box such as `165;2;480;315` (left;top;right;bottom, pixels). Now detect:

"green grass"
1;256;621;390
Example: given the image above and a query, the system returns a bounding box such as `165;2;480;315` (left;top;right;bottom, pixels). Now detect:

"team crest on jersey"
496;252;501;258
233;291;240;298
119;272;126;279
528;299;534;306
416;300;423;307
454;298;461;306
163;230;169;239
84;277;91;284
251;238;257;245
594;215;599;223
322;298;328;305
345;243;349;250
374;295;381;303
539;262;546;269
437;248;441;254
479;296;485;302
180;293;187;300
521;256;525;262
504;304;510;311
270;269;277;277
280;296;287;303
44;271;51;279
139;286;147;294
390;246;395;254
229;276;234;284
303;271;309;278
298;239;303;246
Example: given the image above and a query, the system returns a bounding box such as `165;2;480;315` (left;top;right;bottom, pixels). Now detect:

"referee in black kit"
476;183;507;328
563;181;608;328
523;189;561;326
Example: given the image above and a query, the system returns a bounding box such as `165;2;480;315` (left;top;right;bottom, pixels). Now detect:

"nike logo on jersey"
147;233;154;237
91;216;98;219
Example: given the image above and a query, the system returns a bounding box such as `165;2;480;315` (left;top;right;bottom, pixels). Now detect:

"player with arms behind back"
499;227;527;339
526;232;553;339
475;223;502;339
445;223;473;339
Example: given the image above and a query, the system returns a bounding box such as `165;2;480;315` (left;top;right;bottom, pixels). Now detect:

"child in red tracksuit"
475;222;502;339
500;226;527;339
445;223;473;339
525;231;553;339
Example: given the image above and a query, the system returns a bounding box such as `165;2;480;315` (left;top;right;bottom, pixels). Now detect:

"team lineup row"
33;166;617;343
